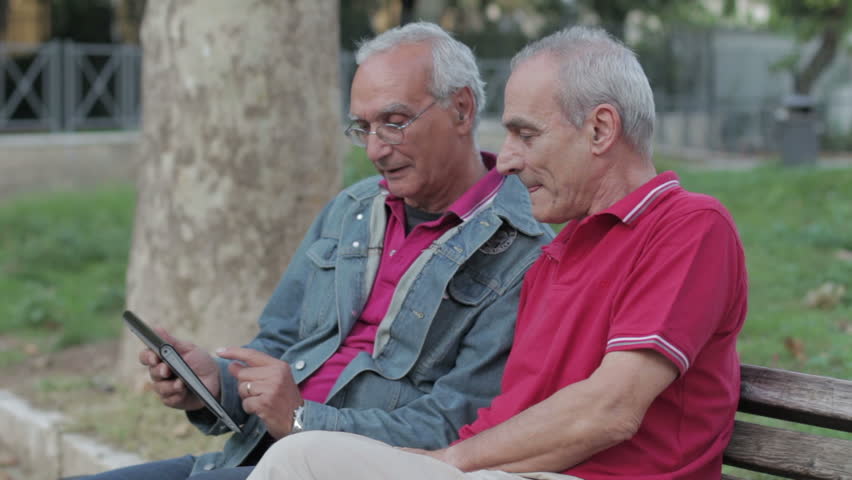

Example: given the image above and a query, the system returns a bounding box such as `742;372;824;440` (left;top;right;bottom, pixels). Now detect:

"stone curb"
0;389;144;480
0;131;141;148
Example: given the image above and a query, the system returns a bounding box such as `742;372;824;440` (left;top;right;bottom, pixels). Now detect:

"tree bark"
117;0;342;386
793;3;847;95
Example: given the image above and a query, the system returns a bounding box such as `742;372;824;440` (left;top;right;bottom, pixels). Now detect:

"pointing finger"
216;347;278;367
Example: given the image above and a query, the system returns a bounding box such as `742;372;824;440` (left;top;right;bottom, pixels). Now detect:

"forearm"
444;351;677;473
446;381;633;473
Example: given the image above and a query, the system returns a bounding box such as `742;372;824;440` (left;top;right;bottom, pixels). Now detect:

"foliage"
340;0;380;49
824;128;852;152
0;0;7;38
0;185;135;350
344;146;377;187
50;0;115;43
340;0;691;57
577;0;675;37
767;0;851;35
765;0;851;94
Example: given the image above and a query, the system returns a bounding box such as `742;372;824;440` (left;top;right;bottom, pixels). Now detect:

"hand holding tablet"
123;310;243;434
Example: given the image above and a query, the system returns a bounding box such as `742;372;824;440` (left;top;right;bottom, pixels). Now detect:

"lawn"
0;184;134;365
678;165;852;379
0;154;849;477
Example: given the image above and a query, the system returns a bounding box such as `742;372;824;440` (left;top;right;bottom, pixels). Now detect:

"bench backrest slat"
724;420;852;479
739;364;852;432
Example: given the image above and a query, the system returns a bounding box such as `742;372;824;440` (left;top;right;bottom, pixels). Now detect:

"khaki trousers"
246;431;582;480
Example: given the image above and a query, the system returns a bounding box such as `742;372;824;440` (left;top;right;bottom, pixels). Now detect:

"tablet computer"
122;310;243;434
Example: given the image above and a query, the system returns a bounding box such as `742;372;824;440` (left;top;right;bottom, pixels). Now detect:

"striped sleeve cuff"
607;334;690;373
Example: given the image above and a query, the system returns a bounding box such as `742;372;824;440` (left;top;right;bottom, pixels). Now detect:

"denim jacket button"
356;213;364;220
352;241;360;248
294;360;306;370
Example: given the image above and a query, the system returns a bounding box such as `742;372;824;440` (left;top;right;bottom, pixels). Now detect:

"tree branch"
794;3;848;94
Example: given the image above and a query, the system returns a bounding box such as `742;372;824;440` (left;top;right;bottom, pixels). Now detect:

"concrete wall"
0;131;139;201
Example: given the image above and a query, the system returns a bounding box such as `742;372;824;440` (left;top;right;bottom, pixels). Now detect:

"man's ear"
589;104;621;156
451;86;476;133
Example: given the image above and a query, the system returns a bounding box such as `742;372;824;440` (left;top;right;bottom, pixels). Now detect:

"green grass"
344;146;376;187
0;184;135;350
675;165;852;379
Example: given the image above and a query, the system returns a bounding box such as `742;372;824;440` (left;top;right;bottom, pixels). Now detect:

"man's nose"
496;140;523;175
365;133;393;161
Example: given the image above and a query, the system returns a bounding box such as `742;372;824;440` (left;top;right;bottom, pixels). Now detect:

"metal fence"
4;37;851;154
1;41;141;131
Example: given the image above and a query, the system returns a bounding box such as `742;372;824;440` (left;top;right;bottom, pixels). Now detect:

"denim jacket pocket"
300;238;339;337
306;237;338;268
446;267;494;306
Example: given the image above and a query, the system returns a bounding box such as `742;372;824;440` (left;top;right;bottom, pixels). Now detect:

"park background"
0;1;850;479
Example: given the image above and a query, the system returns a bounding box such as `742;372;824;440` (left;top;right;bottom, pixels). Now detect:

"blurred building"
1;0;144;45
1;0;51;44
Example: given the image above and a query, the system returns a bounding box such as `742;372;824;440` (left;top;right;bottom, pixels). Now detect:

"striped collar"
603;171;681;226
378;152;505;223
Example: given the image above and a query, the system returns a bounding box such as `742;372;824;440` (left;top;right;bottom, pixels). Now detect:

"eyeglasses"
344;100;438;148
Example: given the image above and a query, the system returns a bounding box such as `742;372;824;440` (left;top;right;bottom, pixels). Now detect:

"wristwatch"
291;404;305;434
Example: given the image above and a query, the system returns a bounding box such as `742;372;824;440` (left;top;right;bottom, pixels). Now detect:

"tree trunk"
117;0;342;386
793;2;847;95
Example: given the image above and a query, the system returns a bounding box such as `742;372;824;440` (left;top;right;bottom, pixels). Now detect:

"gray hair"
356;22;486;130
511;26;655;157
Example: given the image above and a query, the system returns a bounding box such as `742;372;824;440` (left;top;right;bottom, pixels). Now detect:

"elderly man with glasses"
75;22;552;480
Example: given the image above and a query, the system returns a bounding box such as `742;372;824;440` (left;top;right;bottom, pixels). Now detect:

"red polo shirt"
457;171;748;480
300;153;505;403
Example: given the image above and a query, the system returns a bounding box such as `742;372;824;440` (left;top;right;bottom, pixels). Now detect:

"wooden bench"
722;364;852;479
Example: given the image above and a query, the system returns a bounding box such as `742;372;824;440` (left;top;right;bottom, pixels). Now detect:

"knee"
253;431;355;478
264;431;329;461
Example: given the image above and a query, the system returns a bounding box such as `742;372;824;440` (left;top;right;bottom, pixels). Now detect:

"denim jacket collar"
345;174;546;239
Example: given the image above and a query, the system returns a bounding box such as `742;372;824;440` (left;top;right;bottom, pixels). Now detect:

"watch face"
292;405;305;433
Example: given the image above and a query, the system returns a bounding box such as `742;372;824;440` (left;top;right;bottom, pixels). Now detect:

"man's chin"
384;180;413;199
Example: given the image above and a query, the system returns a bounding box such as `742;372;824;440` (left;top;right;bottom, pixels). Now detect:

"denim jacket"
188;173;553;473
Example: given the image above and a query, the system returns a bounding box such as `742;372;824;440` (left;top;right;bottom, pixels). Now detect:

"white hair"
356;22;486;130
511;26;655;157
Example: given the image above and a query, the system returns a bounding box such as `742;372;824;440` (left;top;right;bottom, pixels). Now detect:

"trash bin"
777;94;819;166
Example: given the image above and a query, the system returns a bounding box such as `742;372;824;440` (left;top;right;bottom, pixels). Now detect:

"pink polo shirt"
300;153;505;403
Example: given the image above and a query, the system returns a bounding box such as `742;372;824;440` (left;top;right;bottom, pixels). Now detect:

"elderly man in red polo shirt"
245;25;748;480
